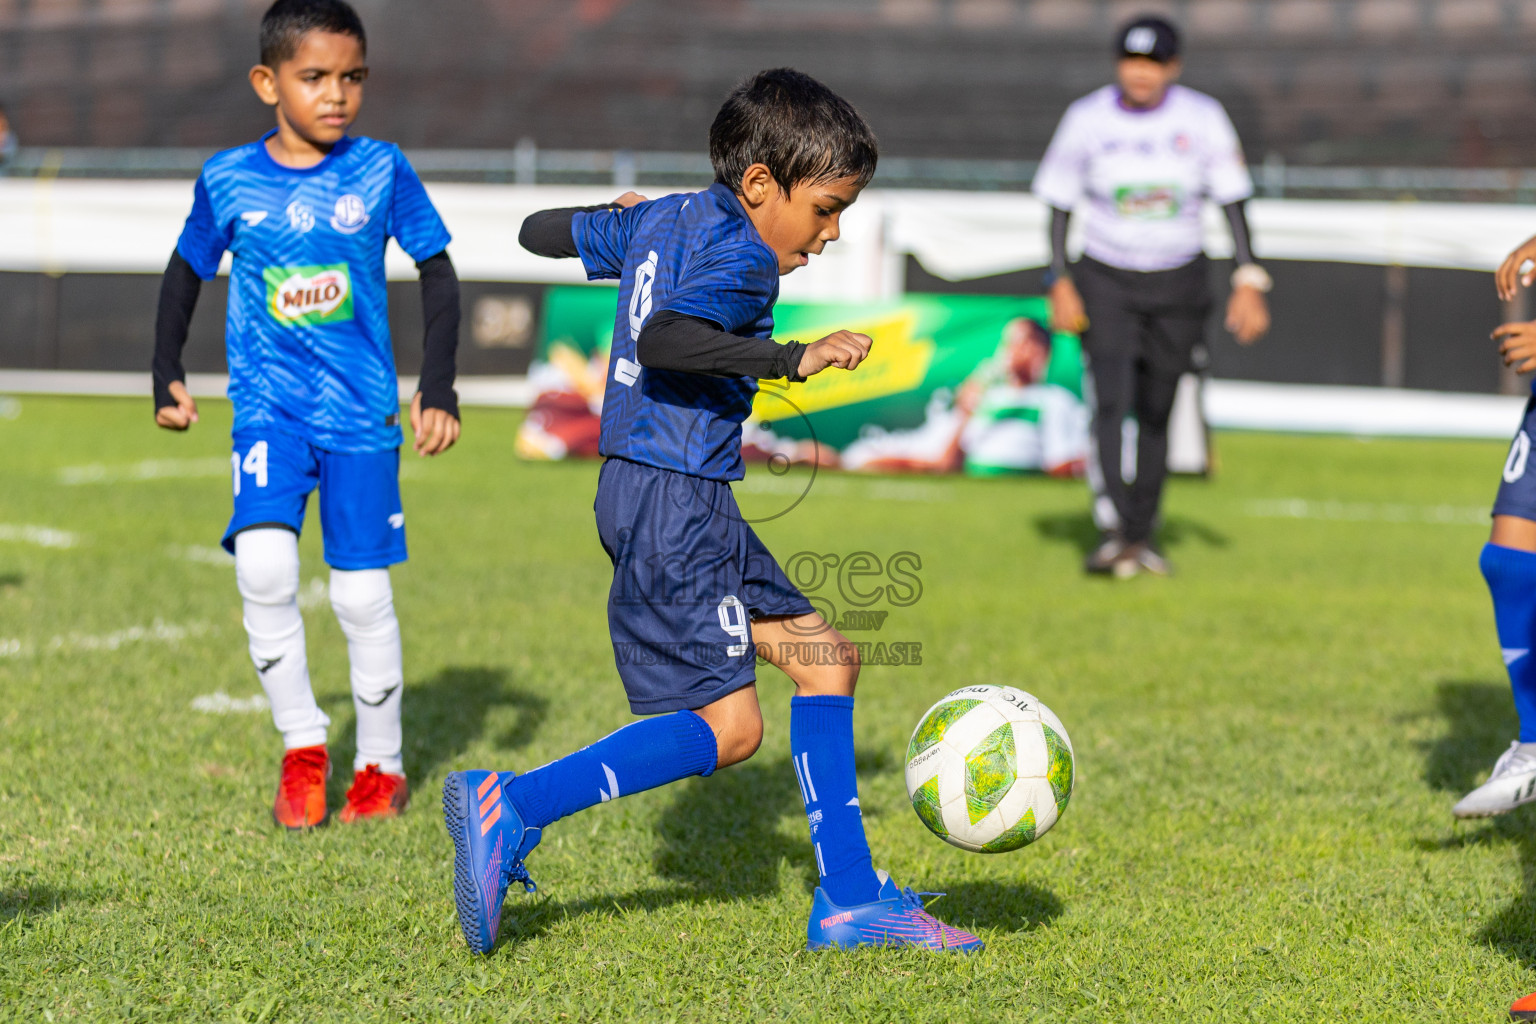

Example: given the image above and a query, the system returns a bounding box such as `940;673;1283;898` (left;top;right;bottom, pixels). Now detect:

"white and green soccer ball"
905;684;1074;853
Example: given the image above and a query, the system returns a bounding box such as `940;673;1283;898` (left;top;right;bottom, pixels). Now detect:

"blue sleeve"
572;204;645;281
175;175;233;281
664;243;778;334
387;149;452;261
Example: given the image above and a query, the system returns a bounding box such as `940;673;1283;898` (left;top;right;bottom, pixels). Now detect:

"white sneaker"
1453;741;1536;818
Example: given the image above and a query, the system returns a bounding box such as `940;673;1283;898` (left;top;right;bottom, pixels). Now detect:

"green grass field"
0;394;1532;1022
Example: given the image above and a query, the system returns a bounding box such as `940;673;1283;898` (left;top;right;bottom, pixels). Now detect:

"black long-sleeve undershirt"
1047;200;1257;276
152;248;463;420
518;204;622;259
415;251;462;420
520;205;807;381
638;310;806;381
1222;200;1255;267
152;251;202;411
1049;206;1071;280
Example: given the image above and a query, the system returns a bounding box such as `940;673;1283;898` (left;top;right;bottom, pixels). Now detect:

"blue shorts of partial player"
1494;397;1536;523
222;428;406;570
595;456;813;715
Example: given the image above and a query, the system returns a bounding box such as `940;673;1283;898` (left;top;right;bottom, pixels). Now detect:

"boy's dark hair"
259;0;367;67
709;68;878;194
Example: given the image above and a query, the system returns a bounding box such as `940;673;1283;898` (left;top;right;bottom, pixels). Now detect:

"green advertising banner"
527;285;1089;476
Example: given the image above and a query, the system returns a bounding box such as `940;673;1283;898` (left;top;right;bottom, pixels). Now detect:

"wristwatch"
1231;263;1273;293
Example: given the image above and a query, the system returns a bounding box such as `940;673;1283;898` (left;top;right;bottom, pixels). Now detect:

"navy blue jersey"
176;131;451;453
573;183;779;482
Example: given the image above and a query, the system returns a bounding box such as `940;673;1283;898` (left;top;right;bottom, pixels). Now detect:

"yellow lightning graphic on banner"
753;311;935;419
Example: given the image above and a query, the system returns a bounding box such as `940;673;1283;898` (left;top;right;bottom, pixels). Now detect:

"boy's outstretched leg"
1456;515;1536;818
235;528;331;830
755;614;983;952
444;695;737;953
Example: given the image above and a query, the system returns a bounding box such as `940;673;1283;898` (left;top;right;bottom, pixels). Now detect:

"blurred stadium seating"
1;0;1533;406
3;0;1536;168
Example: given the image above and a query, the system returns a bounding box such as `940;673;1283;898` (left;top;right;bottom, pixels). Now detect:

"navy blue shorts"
223;429;407;570
1495;398;1536;522
595;457;814;715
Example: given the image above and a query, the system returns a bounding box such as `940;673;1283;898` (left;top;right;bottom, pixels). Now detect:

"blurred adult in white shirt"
1035;14;1270;577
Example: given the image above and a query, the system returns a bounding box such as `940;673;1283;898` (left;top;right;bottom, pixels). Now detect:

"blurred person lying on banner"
514;342;608;461
1035;12;1270;579
0;102;17;166
837;318;1088;476
517;341;838;468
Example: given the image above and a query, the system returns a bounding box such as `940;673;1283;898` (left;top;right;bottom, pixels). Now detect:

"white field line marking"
58;457;231;485
0;523;80;548
168;544;235;567
734;475;946;502
1246;499;1487;526
3;620;210;659
866;481;948;503
191;691;270;715
0;397;19;420
48;619;210;654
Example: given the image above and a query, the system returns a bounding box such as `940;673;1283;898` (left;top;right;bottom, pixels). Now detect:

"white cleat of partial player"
1453;741;1536;819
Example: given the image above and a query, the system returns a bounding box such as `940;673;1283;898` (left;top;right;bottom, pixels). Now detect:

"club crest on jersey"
286;201;315;233
264;264;355;327
330;194;370;235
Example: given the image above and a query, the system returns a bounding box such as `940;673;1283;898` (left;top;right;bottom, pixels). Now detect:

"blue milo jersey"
573;183;779;482
176;131;451;453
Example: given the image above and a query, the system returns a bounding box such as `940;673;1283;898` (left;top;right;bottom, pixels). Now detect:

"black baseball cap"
1116;15;1180;63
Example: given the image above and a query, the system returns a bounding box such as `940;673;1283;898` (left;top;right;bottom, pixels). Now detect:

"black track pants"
1075;254;1211;544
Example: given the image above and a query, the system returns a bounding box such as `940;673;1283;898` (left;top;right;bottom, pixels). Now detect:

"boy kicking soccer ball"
443;68;982;955
152;0;461;829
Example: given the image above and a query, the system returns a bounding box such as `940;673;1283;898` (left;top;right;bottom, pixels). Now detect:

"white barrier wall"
0;180;901;303
2;179;1532;295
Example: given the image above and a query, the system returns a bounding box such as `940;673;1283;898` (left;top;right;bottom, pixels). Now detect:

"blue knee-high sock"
790;695;881;906
506;710;717;829
1481;543;1536;742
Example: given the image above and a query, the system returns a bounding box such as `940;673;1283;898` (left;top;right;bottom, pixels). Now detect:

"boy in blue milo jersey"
152;0;461;830
443;69;983;955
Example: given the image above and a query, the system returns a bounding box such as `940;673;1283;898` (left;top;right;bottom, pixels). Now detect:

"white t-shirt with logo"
1032;84;1253;272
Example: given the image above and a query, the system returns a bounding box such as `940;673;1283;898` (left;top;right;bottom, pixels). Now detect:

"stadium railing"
7;146;1536;202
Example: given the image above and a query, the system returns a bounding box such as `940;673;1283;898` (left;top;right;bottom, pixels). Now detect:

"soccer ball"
905;684;1074;853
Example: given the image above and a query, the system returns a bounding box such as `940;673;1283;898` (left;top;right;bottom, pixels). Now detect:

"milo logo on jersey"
1113;184;1182;220
264;264;354;327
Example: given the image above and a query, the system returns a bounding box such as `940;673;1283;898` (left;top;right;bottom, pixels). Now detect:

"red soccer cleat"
272;744;330;830
1513;992;1536;1021
339;764;409;823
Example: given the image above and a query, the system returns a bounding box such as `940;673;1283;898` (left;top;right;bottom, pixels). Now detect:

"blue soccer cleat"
806;870;984;952
442;770;541;954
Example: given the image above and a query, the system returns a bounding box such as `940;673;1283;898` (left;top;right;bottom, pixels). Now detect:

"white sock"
235;529;329;749
329;568;404;776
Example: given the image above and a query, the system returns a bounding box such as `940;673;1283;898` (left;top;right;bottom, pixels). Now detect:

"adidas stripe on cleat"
442;770;541;954
806;870;984;952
